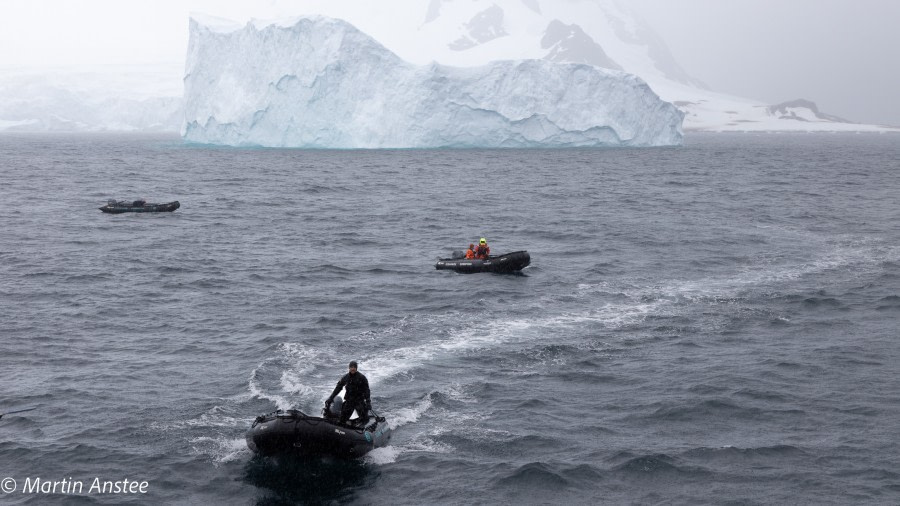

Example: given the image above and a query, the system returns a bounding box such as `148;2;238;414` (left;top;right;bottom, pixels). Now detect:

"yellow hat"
479;238;486;244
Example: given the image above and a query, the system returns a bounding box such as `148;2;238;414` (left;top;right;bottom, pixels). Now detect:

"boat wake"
182;228;899;466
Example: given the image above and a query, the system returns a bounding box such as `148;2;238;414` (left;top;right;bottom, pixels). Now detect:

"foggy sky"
632;0;900;126
1;0;898;126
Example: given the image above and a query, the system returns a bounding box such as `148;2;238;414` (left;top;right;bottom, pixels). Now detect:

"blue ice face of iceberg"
182;16;684;148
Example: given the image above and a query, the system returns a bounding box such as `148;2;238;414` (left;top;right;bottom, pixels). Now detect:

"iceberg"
182;15;684;148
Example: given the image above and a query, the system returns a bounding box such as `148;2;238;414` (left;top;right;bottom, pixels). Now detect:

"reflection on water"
244;454;375;505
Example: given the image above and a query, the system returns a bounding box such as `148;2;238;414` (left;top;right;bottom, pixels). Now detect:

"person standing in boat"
325;361;372;425
465;244;476;259
474;237;490;259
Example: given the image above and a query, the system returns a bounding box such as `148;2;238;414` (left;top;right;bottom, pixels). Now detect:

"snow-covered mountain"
291;0;891;132
182;15;683;148
0;65;183;132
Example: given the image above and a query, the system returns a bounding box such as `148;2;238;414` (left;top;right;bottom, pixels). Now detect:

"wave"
800;296;846;309
876;294;900;311
493;461;572;489
682;444;808;460
611;453;689;474
732;388;795;403
308;264;354;274
643;398;805;423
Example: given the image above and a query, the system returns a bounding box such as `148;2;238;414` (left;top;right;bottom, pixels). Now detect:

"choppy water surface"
1;132;899;504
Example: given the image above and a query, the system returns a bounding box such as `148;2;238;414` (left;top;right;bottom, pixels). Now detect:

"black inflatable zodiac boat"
435;250;530;274
246;399;392;458
99;199;180;214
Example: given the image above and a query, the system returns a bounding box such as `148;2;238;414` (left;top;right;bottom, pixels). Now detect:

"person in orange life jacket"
325;361;371;424
474;237;490;259
465;244;476;259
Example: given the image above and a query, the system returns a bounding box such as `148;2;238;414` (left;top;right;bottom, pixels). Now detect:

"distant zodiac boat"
435;250;530;274
99;199;180;214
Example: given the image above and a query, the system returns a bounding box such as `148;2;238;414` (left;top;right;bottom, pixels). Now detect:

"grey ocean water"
1;132;899;504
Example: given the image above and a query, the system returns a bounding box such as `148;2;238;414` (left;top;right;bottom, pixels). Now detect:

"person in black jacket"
325;361;371;424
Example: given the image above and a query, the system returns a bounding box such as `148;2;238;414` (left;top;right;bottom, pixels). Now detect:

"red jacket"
474;244;490;259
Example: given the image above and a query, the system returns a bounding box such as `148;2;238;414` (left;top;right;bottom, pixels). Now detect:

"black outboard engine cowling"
326;396;343;418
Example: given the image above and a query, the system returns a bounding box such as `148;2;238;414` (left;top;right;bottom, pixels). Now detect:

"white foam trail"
255;297;668;399
385;395;432;430
351;315;416;341
366;437;455;464
364;446;401;465
244;233;893;431
658;242;884;301
149;405;247;431
578;233;898;306
247;342;322;410
396;438;454;455
279;370;315;396
189;436;250;465
361;395;445;465
530;300;668;330
445;383;478;404
161;414;245;430
247;363;293;410
238;274;678;423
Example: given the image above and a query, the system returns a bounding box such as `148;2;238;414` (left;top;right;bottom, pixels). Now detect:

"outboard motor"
451;250;466;259
325;396;343;418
